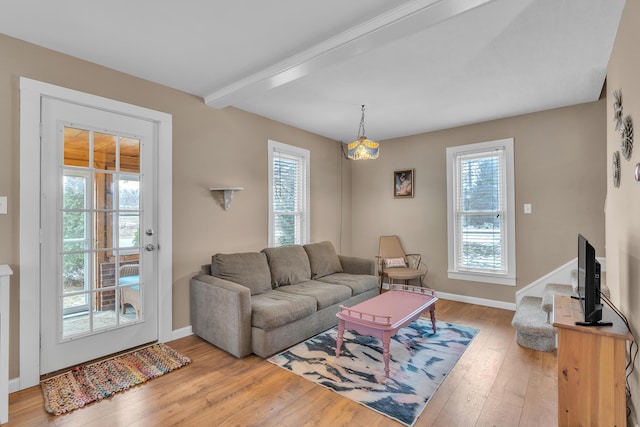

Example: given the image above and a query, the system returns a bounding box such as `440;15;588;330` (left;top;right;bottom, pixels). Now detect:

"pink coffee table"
335;284;438;378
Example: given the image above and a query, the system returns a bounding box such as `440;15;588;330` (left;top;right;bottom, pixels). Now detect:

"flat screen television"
575;234;611;326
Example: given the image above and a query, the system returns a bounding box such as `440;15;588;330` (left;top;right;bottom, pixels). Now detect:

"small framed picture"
394;169;414;198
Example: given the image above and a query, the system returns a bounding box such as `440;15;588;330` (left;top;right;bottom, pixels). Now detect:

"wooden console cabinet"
553;295;632;427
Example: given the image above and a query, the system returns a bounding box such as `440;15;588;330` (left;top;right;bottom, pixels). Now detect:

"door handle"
145;243;156;252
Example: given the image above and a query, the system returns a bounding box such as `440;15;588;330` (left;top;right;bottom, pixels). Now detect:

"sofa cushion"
211;252;272;295
262;245;311;287
251;290;317;330
303;241;344;279
276;280;352;310
316;273;378;296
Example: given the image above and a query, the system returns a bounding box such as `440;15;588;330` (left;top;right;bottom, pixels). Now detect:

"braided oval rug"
41;343;191;415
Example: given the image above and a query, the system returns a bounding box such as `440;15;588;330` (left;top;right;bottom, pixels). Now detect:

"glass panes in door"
61;126;142;339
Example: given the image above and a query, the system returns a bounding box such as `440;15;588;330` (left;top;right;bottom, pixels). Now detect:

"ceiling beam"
204;0;496;108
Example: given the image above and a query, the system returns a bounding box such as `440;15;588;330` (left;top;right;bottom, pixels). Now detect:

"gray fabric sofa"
190;241;378;358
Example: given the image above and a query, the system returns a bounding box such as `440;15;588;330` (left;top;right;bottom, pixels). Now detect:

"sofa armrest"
338;255;375;275
190;273;253;358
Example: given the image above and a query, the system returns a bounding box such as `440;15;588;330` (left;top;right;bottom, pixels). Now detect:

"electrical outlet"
0;196;7;215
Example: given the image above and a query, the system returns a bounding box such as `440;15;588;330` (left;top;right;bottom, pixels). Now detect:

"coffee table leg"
336;320;345;357
430;306;437;333
383;331;391;378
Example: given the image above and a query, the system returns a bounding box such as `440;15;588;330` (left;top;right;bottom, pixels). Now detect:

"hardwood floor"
7;299;557;426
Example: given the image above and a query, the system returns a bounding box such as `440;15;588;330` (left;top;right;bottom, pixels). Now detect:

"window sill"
448;271;516;286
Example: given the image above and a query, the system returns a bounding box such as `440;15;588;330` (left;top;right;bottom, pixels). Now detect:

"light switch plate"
0;196;6;214
524;203;532;214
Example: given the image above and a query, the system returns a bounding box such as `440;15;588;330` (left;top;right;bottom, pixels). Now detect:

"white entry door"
40;97;158;375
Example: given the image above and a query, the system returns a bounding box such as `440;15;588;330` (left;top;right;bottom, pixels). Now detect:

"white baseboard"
515;257;606;305
435;291;516;311
380;283;515;311
8;378;20;394
515;258;576;305
170;325;193;341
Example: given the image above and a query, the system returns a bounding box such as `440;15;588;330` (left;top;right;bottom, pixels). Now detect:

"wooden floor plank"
7;299;557;426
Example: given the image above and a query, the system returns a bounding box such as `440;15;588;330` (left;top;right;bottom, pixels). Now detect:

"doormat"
268;319;478;427
41;343;191;415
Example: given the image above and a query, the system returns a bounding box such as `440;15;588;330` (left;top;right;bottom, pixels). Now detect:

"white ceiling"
0;0;626;141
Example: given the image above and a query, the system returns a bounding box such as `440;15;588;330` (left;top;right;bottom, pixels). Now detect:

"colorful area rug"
268;319;478;427
41;343;191;415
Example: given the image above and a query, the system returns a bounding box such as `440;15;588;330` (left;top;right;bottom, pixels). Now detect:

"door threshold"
39;340;158;381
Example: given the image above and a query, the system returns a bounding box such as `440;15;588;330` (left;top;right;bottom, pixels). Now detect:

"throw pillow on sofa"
384;257;407;268
303;241;343;279
262;245;311;287
211;252;272;295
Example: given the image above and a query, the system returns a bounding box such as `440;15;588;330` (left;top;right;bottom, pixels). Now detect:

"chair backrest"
120;263;139;277
378;235;406;260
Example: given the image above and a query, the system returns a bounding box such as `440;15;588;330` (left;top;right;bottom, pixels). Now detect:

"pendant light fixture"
346;105;379;160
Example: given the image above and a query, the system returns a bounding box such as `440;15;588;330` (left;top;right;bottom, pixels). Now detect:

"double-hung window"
268;140;310;247
446;138;516;285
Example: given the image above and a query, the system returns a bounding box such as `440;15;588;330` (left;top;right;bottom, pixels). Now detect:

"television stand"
553;295;631;426
574;320;613;327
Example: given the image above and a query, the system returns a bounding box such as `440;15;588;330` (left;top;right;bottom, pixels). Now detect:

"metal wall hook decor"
613;89;633;161
611;89;634;189
620;115;633;160
613;89;623;131
612;151;621;188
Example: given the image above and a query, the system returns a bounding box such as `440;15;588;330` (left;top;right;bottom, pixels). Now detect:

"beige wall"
606;0;640;421
0;33;350;378
351;100;606;303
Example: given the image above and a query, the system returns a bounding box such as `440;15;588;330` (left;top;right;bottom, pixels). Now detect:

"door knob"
145;243;156;252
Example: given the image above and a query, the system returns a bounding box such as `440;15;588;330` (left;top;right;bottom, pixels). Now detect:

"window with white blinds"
268;140;310;247
446;138;516;286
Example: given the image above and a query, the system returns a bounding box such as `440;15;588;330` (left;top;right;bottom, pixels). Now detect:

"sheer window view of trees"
458;154;504;271
63;175;87;290
118;178;140;249
273;157;302;246
63;176;140;292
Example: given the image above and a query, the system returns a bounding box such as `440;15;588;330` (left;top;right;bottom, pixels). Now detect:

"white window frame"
267;140;310;247
446;138;516;286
